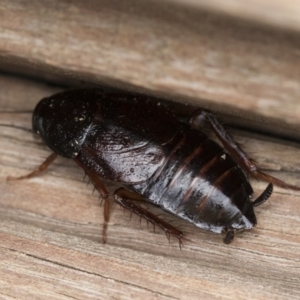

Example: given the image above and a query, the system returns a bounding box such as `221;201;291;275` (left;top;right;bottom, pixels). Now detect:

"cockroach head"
32;90;99;158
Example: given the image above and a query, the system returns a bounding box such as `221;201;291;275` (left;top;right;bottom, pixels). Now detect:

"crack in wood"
5;248;179;300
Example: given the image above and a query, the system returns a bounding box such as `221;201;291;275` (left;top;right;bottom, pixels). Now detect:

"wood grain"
166;0;300;32
1;74;300;299
0;0;300;139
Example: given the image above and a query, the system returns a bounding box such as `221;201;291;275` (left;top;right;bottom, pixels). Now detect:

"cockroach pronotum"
2;89;300;245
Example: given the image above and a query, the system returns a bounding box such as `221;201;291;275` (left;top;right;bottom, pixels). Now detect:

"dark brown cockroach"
4;89;300;245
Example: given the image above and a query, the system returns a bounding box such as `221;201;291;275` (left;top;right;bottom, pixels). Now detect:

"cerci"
11;89;300;245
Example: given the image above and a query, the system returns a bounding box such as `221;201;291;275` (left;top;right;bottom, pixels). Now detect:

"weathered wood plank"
166;0;300;32
0;0;300;139
0;74;300;299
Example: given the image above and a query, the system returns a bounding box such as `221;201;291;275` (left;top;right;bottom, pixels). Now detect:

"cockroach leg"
7;152;58;181
190;109;300;191
251;170;300;191
87;177;111;243
113;187;145;202
77;166;111;244
114;188;184;244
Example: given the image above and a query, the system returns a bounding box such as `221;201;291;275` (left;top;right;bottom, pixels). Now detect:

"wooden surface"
1;1;300;298
1;74;300;299
1;0;300;140
166;0;300;32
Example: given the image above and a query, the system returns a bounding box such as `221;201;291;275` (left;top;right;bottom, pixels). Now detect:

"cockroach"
3;89;300;245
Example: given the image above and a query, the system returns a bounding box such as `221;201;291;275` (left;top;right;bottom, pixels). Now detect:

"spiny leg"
76;164;111;244
114;188;184;247
189;109;300;191
7;153;58;181
113;187;146;202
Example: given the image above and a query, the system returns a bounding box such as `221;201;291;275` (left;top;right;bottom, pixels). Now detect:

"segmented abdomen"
129;124;254;232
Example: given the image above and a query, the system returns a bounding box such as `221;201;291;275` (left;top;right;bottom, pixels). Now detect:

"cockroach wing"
99;92;182;145
77;120;167;184
75;92;184;184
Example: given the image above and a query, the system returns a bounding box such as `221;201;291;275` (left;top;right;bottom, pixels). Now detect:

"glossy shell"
33;89;257;236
